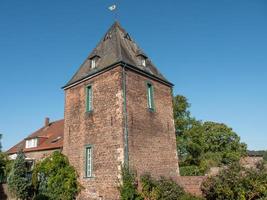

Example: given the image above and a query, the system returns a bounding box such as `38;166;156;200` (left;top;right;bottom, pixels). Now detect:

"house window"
86;85;93;112
141;58;146;67
91;59;96;69
85;146;93;178
147;83;155;111
25;138;38;148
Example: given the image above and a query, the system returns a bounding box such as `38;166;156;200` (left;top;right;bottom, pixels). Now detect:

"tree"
173;95;199;135
178;121;247;175
7;151;32;199
202;162;267;200
0;152;12;183
173;95;247;175
32;151;80;200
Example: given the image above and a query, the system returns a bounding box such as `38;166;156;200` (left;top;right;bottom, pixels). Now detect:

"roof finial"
108;2;119;21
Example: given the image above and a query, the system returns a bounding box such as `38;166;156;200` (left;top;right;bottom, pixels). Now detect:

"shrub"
140;174;202;200
7;151;33;200
202;162;267;200
32;151;80;200
179;165;202;176
119;165;143;200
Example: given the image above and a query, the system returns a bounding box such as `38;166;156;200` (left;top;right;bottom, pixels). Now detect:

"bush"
7;151;33;200
119;168;203;200
202;162;267;200
119;165;143;200
32;151;80;200
179;166;202;176
140;174;202;200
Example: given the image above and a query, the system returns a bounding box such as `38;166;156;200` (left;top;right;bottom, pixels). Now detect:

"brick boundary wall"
176;176;206;197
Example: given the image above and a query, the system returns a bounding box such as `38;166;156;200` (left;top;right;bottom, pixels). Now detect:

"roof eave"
62;61;174;90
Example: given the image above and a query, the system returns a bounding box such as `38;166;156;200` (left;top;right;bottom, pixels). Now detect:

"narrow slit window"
85;146;92;177
86;85;93;112
147;83;154;110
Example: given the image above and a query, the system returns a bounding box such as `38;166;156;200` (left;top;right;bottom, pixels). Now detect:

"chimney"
45;117;50;127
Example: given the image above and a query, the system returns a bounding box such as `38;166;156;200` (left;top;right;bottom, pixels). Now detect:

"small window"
86;85;93;112
25;138;38;148
85;146;93;178
147;83;155;111
141;58;146;67
91;59;96;69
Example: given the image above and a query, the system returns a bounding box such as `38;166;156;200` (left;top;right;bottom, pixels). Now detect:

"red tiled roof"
6;119;64;154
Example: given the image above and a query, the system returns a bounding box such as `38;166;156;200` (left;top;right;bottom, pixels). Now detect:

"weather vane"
108;3;118;21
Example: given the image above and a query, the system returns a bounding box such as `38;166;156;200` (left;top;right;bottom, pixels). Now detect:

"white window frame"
85;145;93;178
25;138;38;148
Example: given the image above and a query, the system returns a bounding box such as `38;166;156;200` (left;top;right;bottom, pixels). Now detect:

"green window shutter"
147;83;155;111
85;145;93;177
86;85;93;112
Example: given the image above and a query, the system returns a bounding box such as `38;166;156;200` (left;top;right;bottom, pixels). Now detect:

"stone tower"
63;22;179;200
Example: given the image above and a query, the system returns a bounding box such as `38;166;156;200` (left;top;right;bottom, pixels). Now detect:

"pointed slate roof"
64;21;172;88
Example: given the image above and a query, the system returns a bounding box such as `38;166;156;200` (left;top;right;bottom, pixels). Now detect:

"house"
6;118;64;166
62;21;179;199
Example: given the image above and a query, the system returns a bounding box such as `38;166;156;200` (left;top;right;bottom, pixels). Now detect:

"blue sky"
0;0;266;151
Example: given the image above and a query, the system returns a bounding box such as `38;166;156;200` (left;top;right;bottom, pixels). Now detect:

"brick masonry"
126;69;180;179
176;176;206;197
63;67;124;200
63;66;180;199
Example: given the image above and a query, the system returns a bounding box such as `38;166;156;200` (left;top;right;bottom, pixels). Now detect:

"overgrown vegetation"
140;174;204;200
201;162;267;200
119;166;143;200
32;151;80;200
173;95;247;175
119;166;203;200
7;151;33;200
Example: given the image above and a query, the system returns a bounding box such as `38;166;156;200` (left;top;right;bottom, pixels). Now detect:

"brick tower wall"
63;67;125;200
125;69;180;179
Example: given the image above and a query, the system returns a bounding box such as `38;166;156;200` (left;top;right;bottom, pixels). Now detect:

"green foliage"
119;168;202;200
174;95;247;176
0;152;12;183
173;95;199;135
202;162;267;200
140;174;203;200
179;165;202;176
32;151;80;200
178;121;247;175
7;151;33;200
119;166;143;200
